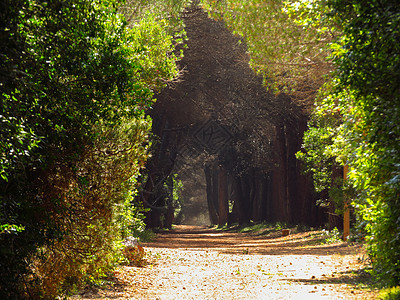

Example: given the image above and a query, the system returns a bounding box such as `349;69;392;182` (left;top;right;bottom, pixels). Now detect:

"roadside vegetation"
202;0;400;290
0;0;188;298
217;222;348;245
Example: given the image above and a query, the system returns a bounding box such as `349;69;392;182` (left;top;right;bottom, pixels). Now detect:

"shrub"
0;0;183;297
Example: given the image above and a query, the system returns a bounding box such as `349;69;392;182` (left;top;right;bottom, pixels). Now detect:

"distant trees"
145;4;324;229
201;0;400;287
0;0;184;297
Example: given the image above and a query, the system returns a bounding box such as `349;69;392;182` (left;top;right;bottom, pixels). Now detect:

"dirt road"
73;225;378;299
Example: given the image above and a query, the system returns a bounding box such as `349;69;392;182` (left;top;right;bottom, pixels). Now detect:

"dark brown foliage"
142;5;327;228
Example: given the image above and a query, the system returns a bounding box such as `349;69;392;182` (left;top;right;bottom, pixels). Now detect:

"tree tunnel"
138;4;337;229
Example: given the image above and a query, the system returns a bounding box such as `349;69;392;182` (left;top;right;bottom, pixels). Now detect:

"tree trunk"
232;176;248;224
218;165;229;226
205;164;218;224
271;124;289;222
165;201;174;229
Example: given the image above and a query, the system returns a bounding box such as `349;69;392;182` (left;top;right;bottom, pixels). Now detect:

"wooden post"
343;165;350;241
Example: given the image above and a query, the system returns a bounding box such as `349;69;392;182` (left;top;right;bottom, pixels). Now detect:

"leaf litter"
71;225;378;299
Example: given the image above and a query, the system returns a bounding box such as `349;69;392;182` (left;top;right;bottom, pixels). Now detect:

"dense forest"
142;4;327;230
1;0;399;298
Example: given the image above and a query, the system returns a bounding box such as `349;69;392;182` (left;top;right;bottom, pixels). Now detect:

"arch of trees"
139;4;333;229
141;0;400;288
1;0;399;297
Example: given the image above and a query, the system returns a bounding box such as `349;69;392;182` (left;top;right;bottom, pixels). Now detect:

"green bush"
0;0;183;298
290;0;400;287
379;286;400;300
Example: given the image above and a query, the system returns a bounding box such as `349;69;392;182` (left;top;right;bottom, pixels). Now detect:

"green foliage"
379;286;400;300
170;174;184;221
114;177;149;240
202;0;400;287
220;221;289;235
326;0;400;286
121;0;190;30
201;0;334;100
0;0;184;298
0;224;25;234
304;227;343;245
321;227;342;244
296;111;340;193
295;0;400;287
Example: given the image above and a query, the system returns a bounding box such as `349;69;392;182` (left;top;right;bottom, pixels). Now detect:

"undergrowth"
216;222;349;245
135;229;156;243
379;286;400;300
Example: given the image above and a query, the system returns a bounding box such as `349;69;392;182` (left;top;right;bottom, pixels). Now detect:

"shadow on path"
144;225;360;256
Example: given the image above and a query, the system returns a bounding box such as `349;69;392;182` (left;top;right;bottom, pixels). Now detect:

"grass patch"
215;221;294;235
135;228;156;243
238;222;276;234
215;222;353;246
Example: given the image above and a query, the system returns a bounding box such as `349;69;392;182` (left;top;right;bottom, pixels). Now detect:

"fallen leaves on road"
71;225;378;299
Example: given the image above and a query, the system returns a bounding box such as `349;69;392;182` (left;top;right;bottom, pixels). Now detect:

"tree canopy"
201;0;336;105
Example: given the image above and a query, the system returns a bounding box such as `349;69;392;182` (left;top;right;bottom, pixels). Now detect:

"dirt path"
73;225;378;299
